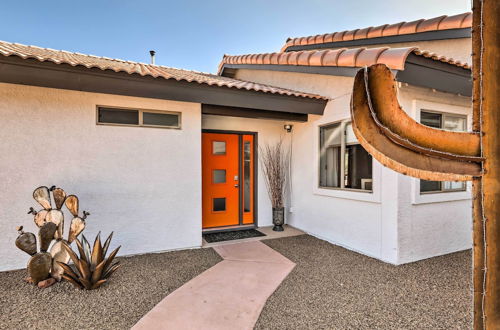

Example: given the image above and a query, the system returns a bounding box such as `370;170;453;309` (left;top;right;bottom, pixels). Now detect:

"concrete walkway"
132;241;295;330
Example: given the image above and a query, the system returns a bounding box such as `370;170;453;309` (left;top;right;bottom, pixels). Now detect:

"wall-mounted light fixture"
284;124;293;133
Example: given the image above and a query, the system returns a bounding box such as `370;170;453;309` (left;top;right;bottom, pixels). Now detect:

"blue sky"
1;0;470;73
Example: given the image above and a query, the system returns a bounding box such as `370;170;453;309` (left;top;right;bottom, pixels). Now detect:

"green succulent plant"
57;232;121;290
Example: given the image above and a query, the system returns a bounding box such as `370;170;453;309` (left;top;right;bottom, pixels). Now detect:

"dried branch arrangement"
259;139;290;208
14;185;120;289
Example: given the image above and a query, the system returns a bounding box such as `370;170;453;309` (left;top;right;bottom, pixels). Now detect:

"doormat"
203;229;266;243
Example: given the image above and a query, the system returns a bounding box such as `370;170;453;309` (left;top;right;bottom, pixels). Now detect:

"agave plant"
57;232;121;290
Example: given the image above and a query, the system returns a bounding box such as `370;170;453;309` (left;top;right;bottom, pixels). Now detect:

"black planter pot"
272;207;285;231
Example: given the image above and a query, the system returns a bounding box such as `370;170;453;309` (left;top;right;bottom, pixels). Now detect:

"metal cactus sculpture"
16;185;91;286
57;232;121;290
350;0;498;327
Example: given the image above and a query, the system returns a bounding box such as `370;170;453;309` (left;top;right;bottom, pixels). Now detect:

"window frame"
419;109;467;194
318;120;373;193
96;105;182;129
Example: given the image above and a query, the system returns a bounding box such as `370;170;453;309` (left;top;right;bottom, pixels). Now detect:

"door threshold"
202;224;256;234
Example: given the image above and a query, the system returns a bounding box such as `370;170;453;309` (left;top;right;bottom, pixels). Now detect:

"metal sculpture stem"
472;0;500;328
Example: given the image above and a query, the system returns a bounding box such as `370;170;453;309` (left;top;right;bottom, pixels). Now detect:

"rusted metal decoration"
15;186;92;286
65;195;79;217
68;211;89;243
38;222;57;252
351;65;482;180
50;186;66;210
33;186;51;210
350;0;499;327
15;226;37;256
15;226;52;284
57;232;121;290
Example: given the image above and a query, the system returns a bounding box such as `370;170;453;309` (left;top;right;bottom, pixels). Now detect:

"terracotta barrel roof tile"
314;35;325;44
417;15;447;32
376;47;417;70
322;49;346;66
343;29;357;41
439;12;470;30
0;40;327;100
332;31;346;42
270;53;280;65
382;22;405;37
262;53;272;65
337;48;364;67
281;12;472;52
367;24;388;38
308;50;328;66
461;13;472;28
287;52;300;65
354;27;372;40
355;47;389;67
297;51;313;66
399;19;425;34
219;46;469;73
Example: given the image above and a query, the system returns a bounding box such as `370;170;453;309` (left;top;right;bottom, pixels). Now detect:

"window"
97;107;181;129
420;110;467;193
212;141;226;155
319;121;373;191
213;198;226;212
213;170;226;184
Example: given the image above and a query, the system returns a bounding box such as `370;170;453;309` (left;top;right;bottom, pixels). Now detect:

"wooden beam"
202;104;308;122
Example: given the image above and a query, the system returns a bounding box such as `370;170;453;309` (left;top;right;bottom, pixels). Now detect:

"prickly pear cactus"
15;186;91;286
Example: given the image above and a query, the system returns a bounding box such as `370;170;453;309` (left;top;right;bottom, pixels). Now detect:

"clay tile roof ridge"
220;47;470;71
281;12;472;51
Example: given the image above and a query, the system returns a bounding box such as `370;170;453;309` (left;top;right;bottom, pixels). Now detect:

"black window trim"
96;105;182;129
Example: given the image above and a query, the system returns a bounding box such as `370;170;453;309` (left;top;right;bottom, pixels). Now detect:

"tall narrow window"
420;110;467;193
319;121;372;191
243;141;251;212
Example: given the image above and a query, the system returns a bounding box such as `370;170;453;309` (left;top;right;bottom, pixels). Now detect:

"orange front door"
202;132;255;229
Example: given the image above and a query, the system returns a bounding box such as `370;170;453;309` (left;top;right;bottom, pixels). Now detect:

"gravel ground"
257;235;472;330
0;247;222;330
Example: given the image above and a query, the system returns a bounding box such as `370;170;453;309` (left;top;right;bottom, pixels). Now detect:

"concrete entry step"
132;241;295;330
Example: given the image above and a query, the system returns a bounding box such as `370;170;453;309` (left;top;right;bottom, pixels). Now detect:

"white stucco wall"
397;85;472;263
0;82;202;271
234;68;472;264
202;115;287;227
234;69;400;263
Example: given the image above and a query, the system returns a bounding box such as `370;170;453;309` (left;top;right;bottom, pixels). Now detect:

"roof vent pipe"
149;50;156;65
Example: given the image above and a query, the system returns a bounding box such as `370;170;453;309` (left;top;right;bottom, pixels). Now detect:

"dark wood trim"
283;28;471;52
202;104;308;122
396;63;472;96
0;56;327;115
405;53;471;77
202;129;259;135
221;63;359;77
